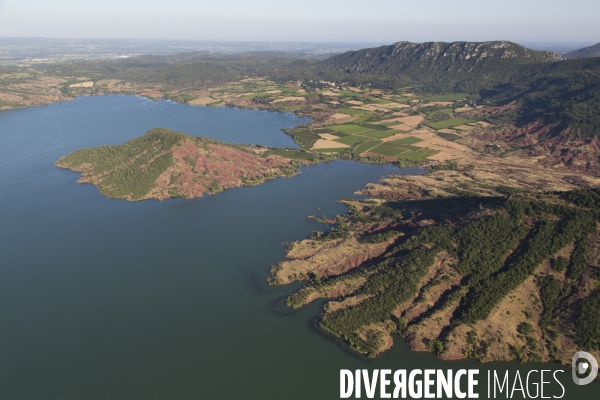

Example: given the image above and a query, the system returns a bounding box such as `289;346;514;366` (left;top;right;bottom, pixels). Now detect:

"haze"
0;0;598;43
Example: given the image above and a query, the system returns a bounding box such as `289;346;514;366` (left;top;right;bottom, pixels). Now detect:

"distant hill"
322;41;561;74
276;41;563;93
56;128;298;201
564;42;600;59
41;54;300;90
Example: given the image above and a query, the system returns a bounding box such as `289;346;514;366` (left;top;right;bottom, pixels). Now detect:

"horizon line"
0;36;596;45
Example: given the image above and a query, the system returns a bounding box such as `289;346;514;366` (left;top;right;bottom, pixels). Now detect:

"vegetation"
41;52;301;92
392;136;423;145
538;275;563;329
480;57;600;140
567;235;591;280
57;128;182;199
273;41;562;94
56;128;299;200
28;39;600;366
426;118;472;130
263;149;319;161
7;40;600;175
460;208;595;323
564;42;600;60
577;288;600;351
362;230;401;244
281;188;600;359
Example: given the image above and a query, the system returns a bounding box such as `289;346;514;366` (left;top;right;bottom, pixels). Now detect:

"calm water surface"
0;96;595;399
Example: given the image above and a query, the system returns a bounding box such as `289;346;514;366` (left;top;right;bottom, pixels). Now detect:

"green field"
392;136;423;145
363;131;397;139
359;123;390;131
422;93;469;102
368;141;438;160
328;131;349;137
340;108;367;116
287;130;318;147
313;128;336;134
330;124;372;135
394;144;422;151
365;97;391;104
437;132;463;141
419;148;438;156
354;140;383;155
390;97;410;104
352;116;371;124
370;143;405;157
426;118;473;130
334;135;370;145
397;150;435;161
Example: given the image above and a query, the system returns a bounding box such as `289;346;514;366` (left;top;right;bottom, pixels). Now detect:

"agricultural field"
205;80;486;164
298;121;443;161
196;82;487;164
426;118;474;130
41;73;486;166
421;93;470;102
392;136;424;145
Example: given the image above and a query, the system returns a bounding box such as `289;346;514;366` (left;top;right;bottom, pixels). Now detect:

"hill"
470;57;600;171
40;53;300;93
56;128;299;201
564;42;600;59
271;167;600;364
275;41;562;93
480;57;600;139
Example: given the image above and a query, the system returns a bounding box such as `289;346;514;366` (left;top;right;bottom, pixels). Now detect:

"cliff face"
56;128;299;201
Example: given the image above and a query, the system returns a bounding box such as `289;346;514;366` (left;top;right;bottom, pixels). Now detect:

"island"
56;128;304;201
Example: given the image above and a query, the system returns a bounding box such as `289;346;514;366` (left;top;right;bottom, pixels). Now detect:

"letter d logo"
572;351;598;385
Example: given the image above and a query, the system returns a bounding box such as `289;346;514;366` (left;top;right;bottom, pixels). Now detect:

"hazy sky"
0;0;598;43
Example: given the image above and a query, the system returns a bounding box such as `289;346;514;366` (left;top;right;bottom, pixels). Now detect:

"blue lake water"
0;95;595;399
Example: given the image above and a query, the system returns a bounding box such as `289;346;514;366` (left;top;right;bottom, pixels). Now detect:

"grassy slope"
281;185;600;360
57;128;182;199
57;128;297;200
480;57;600;140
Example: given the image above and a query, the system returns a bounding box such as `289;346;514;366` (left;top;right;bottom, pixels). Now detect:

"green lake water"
0;96;596;399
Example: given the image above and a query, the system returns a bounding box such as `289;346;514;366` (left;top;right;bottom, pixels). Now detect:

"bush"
517;322;534;335
551;256;568;273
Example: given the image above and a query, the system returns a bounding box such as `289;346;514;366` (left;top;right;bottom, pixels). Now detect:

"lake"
0;96;595;399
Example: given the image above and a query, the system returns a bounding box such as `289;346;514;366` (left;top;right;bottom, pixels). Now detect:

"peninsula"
270;166;600;366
